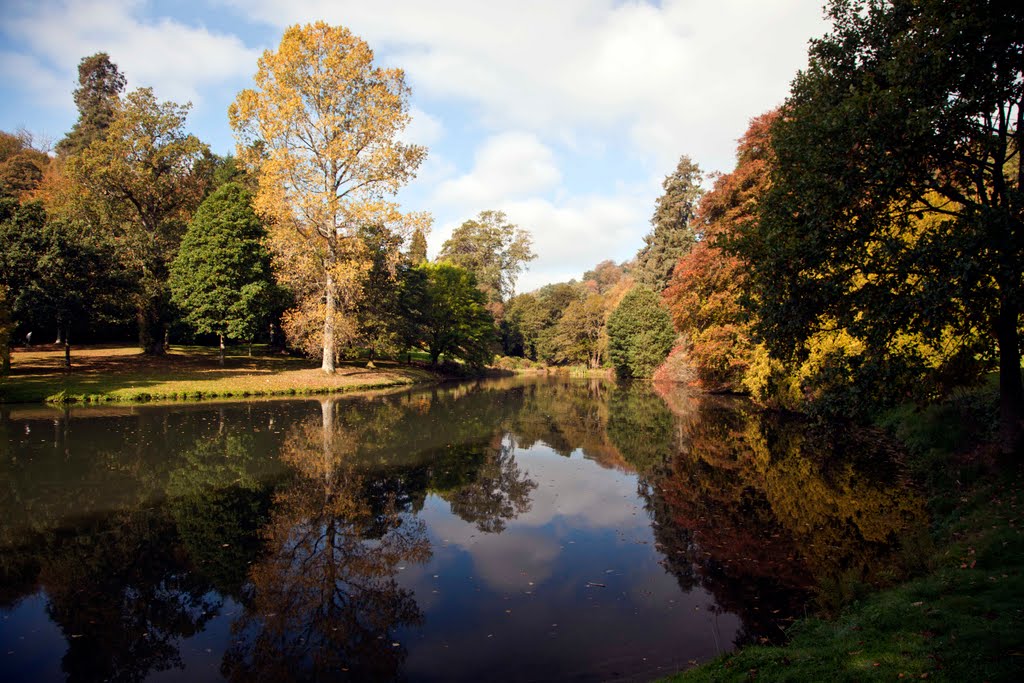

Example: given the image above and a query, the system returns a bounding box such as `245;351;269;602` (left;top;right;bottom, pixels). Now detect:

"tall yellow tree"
230;22;427;373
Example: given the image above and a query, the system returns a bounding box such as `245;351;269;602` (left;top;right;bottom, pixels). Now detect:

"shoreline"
0;344;446;405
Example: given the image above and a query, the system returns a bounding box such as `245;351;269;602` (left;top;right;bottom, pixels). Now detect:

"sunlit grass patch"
1;344;439;404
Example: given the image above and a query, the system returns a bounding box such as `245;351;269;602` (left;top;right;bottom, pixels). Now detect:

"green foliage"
437;209;535;306
633;155;702;292
607;286;675;378
408;262;495;367
354;222;407;359
503;282;587;361
0;285;12;375
169;183;279;348
67;87;210;354
737;0;1024;442
546;293;606;367
0;198;126;363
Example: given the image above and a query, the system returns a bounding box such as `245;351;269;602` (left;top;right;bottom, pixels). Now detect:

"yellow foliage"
230;22;428;370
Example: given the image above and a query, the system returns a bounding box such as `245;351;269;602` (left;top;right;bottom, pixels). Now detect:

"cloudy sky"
0;0;828;292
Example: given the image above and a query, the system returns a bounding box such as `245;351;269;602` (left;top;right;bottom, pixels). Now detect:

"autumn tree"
582;259;625;294
0;131;49;199
663;112;776;390
169;183;280;364
738;0;1024;449
437;209;535;310
230;22;427;373
633;155;702;292
55;53;126;158
607;286;676;379
67;87;209;354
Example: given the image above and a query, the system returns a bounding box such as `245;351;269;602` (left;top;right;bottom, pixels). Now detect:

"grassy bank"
0;344;440;404
665;387;1024;682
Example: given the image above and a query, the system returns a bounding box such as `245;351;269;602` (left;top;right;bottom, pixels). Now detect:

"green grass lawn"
0;344;439;404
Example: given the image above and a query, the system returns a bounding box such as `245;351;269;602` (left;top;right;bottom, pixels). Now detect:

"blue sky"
0;0;828;292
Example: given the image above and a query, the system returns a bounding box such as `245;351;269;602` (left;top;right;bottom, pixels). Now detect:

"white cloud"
0;51;70;109
502;193;651;292
400;105;444;147
2;0;260;110
228;0;826;173
434;131;561;207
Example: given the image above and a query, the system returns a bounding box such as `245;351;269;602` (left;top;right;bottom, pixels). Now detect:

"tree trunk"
63;322;71;370
55;326;64;345
219;334;225;367
137;299;165;356
995;299;1023;454
248;341;253;357
321;398;335;481
321;267;336;374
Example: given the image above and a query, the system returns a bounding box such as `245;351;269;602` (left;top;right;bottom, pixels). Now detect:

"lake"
0;376;927;682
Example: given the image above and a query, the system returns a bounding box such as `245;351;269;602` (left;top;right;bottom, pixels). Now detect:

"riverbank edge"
35;372;441;405
659;394;1024;682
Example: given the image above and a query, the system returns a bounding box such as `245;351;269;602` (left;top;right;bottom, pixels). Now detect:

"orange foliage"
662;111;777;390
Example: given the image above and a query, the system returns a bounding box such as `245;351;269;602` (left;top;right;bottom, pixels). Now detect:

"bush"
607;286;675;379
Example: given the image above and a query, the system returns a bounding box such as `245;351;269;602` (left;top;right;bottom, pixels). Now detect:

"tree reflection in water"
438;436;535;533
223;399;431;682
625;383;930;645
0;379;932;680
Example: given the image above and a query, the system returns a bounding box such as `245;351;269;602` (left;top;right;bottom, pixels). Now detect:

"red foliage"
662;111;778;391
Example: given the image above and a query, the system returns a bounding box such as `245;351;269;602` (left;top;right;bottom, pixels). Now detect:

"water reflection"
0;378;928;681
224;401;431;681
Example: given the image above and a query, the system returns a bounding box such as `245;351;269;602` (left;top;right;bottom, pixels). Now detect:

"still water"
0;377;927;682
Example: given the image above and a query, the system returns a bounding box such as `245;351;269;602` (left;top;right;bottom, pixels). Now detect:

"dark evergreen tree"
55;53;126;158
169;183;279;364
633;155;702;292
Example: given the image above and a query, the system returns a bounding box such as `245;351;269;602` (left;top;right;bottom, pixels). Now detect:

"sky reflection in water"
0;377;927;681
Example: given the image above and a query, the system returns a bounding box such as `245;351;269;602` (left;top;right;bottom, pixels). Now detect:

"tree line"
0;2;1020;449
496;0;1023;452
0;27;534;373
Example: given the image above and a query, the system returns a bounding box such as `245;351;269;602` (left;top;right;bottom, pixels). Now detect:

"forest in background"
0;1;1021;451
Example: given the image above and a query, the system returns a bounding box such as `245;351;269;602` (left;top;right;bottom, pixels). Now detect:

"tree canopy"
437;209;535;307
66;87;210;354
633;155;703;292
736;0;1024;448
607;286;675;379
169;183;279;363
56;53;126;159
409;262;494;367
230;21;427;373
